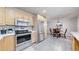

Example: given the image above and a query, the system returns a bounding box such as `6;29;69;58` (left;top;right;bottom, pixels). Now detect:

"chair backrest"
64;29;67;34
50;28;52;34
50;28;52;32
53;29;56;33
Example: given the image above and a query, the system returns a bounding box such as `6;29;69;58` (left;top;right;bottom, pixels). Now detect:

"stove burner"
15;30;31;34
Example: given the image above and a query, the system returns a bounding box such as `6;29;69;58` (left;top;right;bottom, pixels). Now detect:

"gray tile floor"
23;35;72;51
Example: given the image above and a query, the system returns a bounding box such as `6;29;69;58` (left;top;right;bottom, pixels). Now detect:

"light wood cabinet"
31;31;37;43
71;36;79;51
5;8;15;25
74;38;79;51
0;35;16;51
0;7;6;25
0;38;4;50
24;15;29;20
0;8;33;25
32;16;37;28
4;35;16;51
15;10;24;19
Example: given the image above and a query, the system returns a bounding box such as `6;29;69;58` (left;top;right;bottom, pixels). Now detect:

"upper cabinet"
15;10;24;19
0;8;6;25
5;8;15;25
29;16;33;26
0;7;33;26
15;9;33;26
24;15;29;20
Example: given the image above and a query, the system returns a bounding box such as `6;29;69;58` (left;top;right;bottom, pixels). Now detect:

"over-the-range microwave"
15;19;30;26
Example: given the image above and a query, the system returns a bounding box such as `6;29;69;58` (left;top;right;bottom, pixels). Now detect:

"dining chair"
53;28;60;37
49;28;53;35
60;29;67;38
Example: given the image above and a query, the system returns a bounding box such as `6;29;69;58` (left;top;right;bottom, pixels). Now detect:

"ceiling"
18;7;79;19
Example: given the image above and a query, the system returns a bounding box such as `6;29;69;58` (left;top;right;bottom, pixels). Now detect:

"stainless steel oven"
15;30;31;45
15;29;32;51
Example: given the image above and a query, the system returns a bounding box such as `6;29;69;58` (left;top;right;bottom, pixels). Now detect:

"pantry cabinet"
0;35;16;51
0;7;6;25
5;8;15;25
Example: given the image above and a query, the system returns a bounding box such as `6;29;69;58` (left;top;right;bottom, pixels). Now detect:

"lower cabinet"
0;35;16;51
74;38;79;51
0;38;4;50
31;31;37;43
71;36;79;51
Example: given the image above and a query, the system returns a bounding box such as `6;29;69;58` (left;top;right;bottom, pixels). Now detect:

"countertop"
71;32;79;41
0;33;15;40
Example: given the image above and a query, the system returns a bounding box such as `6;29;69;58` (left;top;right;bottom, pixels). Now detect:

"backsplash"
0;26;15;34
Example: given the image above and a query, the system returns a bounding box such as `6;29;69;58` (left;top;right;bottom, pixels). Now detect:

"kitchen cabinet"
0;7;6;25
71;32;79;51
15;9;34;26
0;38;4;50
15;10;24;19
3;35;16;51
24;15;29;20
32;16;37;28
5;8;15;25
71;37;79;51
24;16;33;26
0;35;16;51
0;8;33;25
74;38;79;51
29;16;33;26
31;31;37;43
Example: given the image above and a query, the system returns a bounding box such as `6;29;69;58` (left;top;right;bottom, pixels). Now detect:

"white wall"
48;17;77;36
77;17;79;32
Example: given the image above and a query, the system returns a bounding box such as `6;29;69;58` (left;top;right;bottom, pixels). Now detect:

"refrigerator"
37;20;45;42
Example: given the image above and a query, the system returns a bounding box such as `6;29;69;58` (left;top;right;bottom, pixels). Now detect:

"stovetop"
15;30;31;34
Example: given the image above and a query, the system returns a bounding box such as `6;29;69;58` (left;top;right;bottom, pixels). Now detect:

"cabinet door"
74;38;79;51
4;35;16;51
0;38;4;51
30;17;33;26
15;10;24;19
24;15;29;20
31;31;37;43
0;7;5;25
5;8;15;25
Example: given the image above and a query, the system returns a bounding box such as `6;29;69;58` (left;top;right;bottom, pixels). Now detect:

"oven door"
16;33;32;51
17;34;31;44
